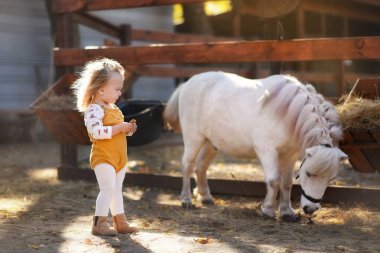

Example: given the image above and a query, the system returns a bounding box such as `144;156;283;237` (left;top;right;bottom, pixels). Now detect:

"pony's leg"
279;156;299;222
256;147;280;218
181;138;205;208
194;141;217;205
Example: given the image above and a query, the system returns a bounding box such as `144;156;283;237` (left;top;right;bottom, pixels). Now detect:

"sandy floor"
0;137;380;253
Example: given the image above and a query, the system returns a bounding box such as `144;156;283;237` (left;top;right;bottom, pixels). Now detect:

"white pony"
163;72;347;221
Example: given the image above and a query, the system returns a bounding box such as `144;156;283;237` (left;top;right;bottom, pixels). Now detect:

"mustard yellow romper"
84;104;127;172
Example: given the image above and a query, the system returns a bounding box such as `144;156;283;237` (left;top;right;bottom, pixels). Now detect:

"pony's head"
298;145;347;214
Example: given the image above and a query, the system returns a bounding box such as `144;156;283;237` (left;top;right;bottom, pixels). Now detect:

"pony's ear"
338;149;348;161
305;147;318;157
330;125;343;141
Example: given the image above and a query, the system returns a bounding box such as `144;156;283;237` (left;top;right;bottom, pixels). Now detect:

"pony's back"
163;71;234;133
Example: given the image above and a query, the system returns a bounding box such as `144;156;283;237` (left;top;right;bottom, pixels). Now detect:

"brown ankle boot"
112;214;139;234
92;216;117;236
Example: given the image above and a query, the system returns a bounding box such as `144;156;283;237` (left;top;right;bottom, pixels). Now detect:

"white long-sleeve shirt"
84;104;112;140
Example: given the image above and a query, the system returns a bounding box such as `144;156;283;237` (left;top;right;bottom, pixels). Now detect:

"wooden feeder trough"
340;129;380;173
31;74;90;145
339;77;380;173
31;74;164;147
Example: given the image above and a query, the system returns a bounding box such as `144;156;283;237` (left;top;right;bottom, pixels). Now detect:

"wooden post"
263;19;284;75
296;6;306;75
121;65;139;99
60;144;78;169
337;60;345;96
120;24;132;45
232;0;242;37
119;24;137;99
54;12;79;169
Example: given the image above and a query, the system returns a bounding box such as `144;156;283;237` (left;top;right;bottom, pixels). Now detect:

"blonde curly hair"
72;58;125;112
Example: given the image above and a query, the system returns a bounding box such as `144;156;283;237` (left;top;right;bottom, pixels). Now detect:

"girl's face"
98;72;124;105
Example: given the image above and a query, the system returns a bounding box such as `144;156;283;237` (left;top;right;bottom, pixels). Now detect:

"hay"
336;95;380;130
33;93;76;110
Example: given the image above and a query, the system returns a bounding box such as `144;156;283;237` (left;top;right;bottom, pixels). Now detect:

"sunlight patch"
123;187;144;201
60;215;114;253
258;243;299;253
62;217;239;253
0;197;34;220
132;231;237;253
155;192;179;206
27;168;58;183
315;206;373;226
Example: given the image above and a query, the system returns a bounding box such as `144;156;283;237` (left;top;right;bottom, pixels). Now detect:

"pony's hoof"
201;199;214;205
281;213;301;223
261;212;276;220
181;202;197;210
260;206;276;220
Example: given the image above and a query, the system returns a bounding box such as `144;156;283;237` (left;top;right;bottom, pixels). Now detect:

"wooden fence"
38;0;380;206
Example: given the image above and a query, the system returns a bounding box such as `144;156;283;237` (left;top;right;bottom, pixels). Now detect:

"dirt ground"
1;134;380;253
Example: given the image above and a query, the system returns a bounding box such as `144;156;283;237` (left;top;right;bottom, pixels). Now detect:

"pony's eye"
306;171;312;177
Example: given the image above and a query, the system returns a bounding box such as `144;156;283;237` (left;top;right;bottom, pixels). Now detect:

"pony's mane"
260;75;343;152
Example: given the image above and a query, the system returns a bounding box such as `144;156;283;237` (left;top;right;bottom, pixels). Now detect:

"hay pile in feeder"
33;92;76;110
336;95;380;130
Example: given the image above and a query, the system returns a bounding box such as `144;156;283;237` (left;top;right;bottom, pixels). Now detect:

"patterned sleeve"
84;104;112;139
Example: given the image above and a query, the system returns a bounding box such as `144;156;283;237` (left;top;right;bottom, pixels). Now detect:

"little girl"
73;58;139;236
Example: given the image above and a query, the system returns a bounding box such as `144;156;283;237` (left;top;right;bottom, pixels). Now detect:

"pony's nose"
303;205;319;214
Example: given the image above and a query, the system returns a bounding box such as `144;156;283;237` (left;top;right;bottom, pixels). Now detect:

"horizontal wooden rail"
54;36;380;66
52;0;218;13
57;167;380;208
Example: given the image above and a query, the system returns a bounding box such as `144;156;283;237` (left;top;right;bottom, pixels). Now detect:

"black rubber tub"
118;100;164;146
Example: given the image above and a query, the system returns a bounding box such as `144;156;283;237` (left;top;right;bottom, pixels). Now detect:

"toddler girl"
73;58;138;236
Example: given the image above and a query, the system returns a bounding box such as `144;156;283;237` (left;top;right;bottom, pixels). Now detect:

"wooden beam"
57;167;380;208
54;36;380;66
73;13;120;38
52;0;216;13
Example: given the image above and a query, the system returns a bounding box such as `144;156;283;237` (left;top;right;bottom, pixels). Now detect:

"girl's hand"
112;121;137;137
128;119;137;135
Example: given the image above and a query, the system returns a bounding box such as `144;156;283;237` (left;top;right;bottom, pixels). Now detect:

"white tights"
94;163;127;216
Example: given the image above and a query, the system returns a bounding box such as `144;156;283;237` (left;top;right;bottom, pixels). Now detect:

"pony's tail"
163;84;182;132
